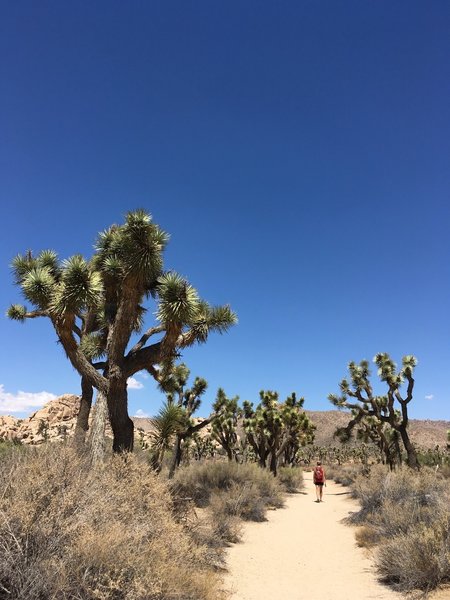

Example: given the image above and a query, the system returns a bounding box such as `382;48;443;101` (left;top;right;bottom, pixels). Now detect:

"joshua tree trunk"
168;435;183;479
398;425;420;470
107;379;134;453
89;390;109;464
73;376;93;450
269;451;278;476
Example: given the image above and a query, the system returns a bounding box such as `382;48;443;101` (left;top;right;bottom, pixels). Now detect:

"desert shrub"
278;466;303;493
0;444;221;600
326;464;361;487
349;465;448;527
172;460;284;510
347;464;450;593
0;438;24;460
354;525;379;548
171;461;284;546
376;518;450;592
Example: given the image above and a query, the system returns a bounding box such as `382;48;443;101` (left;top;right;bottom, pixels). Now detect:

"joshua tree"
7;210;237;453
149;401;185;472
329;353;420;470
211;388;241;461
279;393;315;467
157;362;217;477
243;391;314;476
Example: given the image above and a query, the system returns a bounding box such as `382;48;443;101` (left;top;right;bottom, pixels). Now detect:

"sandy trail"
224;473;402;600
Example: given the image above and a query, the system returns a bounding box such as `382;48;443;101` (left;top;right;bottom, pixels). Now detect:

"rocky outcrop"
0;395;81;445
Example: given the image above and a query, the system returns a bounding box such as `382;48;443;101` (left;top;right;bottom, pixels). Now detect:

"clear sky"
1;1;449;421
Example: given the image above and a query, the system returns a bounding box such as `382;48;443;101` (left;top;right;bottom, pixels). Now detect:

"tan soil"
224;473;402;600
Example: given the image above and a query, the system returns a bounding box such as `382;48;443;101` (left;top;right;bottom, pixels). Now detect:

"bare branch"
128;325;165;355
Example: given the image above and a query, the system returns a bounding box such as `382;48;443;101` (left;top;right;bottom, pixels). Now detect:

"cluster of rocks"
0;395;215;448
0;395;82;445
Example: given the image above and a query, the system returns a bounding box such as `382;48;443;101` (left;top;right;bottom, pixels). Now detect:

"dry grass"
0;444;222;600
326;463;362;488
347;464;450;593
277;466;304;493
172;461;284;510
171;461;284;544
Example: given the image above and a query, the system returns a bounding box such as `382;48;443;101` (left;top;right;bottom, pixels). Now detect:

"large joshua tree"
7;210;237;453
329;353;420;470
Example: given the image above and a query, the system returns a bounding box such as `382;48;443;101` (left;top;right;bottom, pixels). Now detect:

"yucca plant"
149;401;187;472
7;210;237;455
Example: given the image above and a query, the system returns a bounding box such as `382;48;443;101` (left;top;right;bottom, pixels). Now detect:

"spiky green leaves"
7;304;27;321
80;333;106;360
156;272;199;325
11;250;60;287
21;266;56;307
150;401;187;450
401;355;418;377
94;210;169;287
11;253;37;285
51;256;103;315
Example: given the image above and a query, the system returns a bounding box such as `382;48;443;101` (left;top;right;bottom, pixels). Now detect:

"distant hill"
305;410;450;449
1;397;448;450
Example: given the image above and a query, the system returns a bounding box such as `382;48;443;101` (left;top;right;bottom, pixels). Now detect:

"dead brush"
0;444;222;600
347;463;450;593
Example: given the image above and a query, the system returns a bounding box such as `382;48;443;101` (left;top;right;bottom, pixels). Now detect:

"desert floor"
224;472;403;600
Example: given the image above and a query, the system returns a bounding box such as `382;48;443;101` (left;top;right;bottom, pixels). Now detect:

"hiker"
313;461;326;502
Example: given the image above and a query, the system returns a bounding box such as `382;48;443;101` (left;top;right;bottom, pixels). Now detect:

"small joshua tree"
211;388;241;461
329;353;420;470
157;362;216;478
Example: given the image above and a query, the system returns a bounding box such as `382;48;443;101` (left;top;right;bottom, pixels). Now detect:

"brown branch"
128;325;165;355
124;341;162;378
24;310;48;319
55;315;107;393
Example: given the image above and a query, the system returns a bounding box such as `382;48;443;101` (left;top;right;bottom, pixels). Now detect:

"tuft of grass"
0;444;222;600
278;466;304;493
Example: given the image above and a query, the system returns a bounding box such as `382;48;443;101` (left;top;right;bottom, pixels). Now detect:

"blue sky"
1;1;449;420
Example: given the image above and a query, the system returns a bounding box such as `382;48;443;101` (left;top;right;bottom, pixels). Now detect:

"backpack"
313;466;324;483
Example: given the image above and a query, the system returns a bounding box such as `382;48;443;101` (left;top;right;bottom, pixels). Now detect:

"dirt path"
224;473;402;600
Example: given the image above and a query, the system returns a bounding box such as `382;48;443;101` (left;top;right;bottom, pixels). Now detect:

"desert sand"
224;473;402;600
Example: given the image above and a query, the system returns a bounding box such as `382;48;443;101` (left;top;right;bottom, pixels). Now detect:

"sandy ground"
224;473;403;600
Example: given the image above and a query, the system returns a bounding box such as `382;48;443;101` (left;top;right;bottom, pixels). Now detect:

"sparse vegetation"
0;444;222;600
346;464;450;593
171;461;284;543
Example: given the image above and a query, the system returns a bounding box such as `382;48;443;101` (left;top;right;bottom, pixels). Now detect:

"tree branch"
128;325;165;355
